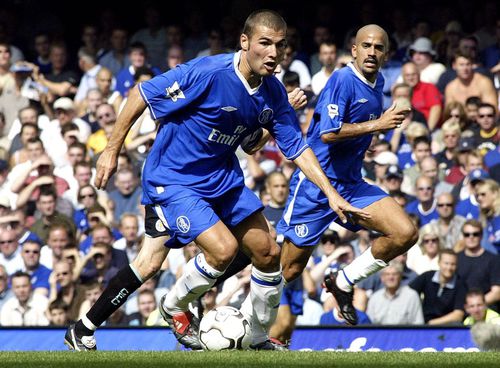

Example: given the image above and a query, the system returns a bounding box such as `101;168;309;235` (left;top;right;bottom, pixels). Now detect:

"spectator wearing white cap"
373;151;398;186
40;97;90;168
408;37;446;85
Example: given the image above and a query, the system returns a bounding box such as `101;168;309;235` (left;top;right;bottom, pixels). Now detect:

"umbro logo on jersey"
221;106;238;112
165;81;185;102
357;98;368;103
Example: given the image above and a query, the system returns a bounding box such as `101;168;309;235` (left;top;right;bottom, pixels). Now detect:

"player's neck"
238;51;262;88
352;62;377;83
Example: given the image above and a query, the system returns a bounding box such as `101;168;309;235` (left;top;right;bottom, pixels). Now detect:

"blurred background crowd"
0;0;499;342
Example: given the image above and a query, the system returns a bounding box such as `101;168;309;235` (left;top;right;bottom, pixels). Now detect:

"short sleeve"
138;63;213;121
318;73;352;136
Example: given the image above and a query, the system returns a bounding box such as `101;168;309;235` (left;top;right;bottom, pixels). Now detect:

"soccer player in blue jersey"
64;10;368;351
275;24;418;326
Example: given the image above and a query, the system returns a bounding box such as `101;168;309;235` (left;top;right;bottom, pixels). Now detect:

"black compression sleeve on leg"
85;265;143;327
213;249;251;287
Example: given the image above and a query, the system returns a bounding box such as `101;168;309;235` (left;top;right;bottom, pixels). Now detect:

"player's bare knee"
252;239;281;271
132;257;161;280
394;222;418;250
205;240;238;271
282;263;301;283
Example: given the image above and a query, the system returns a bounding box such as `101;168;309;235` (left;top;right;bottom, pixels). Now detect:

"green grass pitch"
1;351;499;368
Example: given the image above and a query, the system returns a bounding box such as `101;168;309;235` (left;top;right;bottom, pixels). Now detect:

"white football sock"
248;266;283;345
239;278;287;321
162;253;224;314
336;247;387;292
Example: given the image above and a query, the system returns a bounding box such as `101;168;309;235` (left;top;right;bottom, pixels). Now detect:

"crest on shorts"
155;219;166;233
258;108;274;124
294;224;309;238
176;216;191;233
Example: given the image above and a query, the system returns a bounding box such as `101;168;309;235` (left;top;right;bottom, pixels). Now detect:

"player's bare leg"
66;234;169;351
269;304;296;344
324;197;418;325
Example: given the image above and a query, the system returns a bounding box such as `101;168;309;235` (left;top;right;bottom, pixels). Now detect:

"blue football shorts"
276;171;387;247
280;287;304;315
145;185;263;248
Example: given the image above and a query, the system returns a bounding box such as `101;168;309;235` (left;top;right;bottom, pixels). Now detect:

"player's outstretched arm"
321;102;410;143
95;86;147;189
293;147;371;223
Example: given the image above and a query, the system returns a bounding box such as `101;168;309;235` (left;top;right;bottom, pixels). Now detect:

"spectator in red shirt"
402;62;443;131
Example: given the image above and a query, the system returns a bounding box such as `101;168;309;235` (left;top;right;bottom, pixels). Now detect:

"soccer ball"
198;306;251;351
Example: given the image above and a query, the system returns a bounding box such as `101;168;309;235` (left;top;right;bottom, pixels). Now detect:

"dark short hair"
478;103;496;113
129;42;147;55
134;66;154;82
452;49;473;63
465;288;485;302
20;122;39;135
465;96;481;107
49;299;69;312
412;136;431;148
242;9;286;39
11;270;31;283
283;71;300;87
438;249;456;261
61;122;79;136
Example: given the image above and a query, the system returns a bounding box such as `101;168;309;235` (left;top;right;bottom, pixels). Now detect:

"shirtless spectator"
445;51;497;108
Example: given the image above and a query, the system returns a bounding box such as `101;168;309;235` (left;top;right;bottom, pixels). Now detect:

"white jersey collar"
233;51;261;95
347;62;377;89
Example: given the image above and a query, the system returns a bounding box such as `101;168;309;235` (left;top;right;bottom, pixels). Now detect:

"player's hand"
95;149;118;189
288;87;307;111
377;102;411;130
328;197;371;224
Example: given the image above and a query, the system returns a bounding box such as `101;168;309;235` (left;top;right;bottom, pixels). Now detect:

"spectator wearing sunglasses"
19;239;51;296
457;220;500;312
428;193;466;249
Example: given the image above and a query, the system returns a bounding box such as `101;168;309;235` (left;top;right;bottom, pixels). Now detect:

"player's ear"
351;44;357;59
240;34;249;51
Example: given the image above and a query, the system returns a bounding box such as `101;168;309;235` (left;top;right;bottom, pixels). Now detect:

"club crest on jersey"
294;224;309;238
176;216;190;233
165;81;185;102
258;108;274;124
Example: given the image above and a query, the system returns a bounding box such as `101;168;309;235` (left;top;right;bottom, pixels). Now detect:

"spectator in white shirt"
0;228;23;275
311;41;337;96
0;271;49;326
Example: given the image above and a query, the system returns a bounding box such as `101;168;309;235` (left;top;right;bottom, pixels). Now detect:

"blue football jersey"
138;52;307;203
307;63;384;182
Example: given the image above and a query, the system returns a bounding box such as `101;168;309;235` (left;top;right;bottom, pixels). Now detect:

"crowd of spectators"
0;3;499;336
